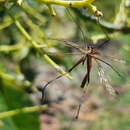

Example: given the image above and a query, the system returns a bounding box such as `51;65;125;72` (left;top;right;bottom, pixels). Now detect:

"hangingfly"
40;8;125;121
42;37;123;101
41;35;126;121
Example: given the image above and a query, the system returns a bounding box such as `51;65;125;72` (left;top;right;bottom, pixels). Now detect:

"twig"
35;0;103;17
0;105;48;119
44;54;72;80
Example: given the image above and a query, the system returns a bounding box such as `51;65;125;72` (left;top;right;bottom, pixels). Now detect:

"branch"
44;54;72;80
0;105;48;119
0;71;38;92
14;20;47;48
10;17;72;80
71;6;130;33
35;0;103;17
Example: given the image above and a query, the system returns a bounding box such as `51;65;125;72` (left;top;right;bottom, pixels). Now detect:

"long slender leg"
42;56;86;103
74;89;88;120
87;55;92;85
80;72;88;88
68;56;86;72
80;55;92;88
42;75;63;103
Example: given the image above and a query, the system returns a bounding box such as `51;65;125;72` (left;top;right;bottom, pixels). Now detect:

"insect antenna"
97;18;110;40
95;18;111;49
65;8;89;48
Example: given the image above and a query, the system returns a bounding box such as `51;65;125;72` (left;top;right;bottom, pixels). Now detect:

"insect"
41;8;124;121
41;37;124;122
43;37;122;91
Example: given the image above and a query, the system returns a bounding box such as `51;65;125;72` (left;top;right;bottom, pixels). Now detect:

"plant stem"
0;105;48;119
13;19;72;80
14;20;47;48
35;0;102;17
44;54;72;80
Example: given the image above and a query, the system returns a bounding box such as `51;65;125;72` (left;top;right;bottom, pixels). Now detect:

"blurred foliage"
0;0;130;130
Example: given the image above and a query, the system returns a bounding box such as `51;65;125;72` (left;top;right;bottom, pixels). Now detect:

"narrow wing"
91;55;123;78
45;38;86;53
97;61;119;96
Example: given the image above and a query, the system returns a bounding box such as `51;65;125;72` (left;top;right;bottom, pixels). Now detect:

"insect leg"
80;55;92;88
68;56;86;72
42;56;86;103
